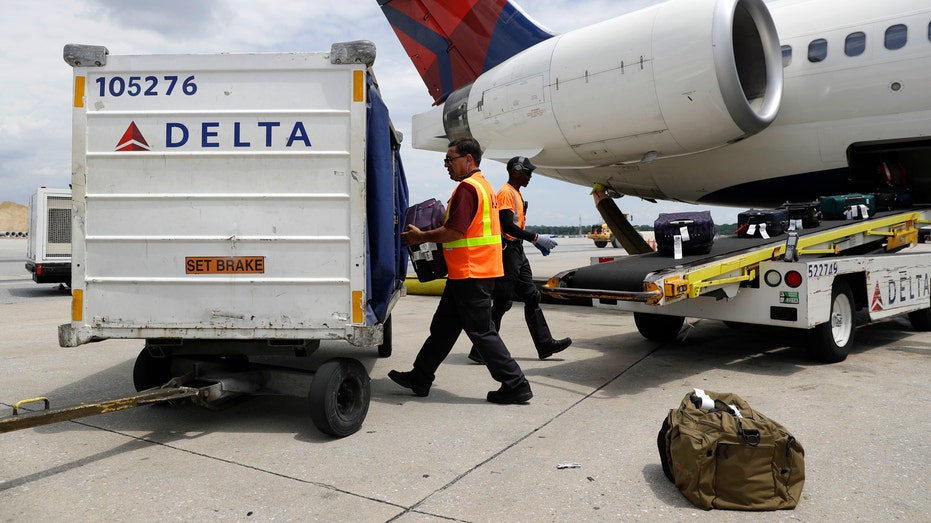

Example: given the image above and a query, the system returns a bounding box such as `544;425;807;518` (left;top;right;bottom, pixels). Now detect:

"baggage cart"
54;42;409;437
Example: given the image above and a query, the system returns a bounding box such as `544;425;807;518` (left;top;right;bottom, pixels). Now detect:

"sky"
0;0;745;226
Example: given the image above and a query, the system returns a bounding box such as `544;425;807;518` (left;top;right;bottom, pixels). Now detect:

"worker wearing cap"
391;138;532;405
469;156;572;364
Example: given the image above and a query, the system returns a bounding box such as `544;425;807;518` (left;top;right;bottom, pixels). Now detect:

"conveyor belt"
566;211;915;293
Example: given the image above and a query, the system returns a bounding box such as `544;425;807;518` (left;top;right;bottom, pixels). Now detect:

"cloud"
87;0;225;38
0;0;743;225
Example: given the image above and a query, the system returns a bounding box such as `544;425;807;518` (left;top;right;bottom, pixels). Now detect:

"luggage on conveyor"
736;209;789;238
818;193;876;220
778;201;822;229
654;211;715;256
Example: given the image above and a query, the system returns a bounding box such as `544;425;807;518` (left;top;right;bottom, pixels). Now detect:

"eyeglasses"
443;155;465;164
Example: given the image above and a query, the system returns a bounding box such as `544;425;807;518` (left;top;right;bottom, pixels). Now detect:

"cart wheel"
610;237;621;249
378;316;392;357
309;358;370;437
808;280;856;363
634;313;684;342
907;304;931;331
132;347;173;392
594;241;608;248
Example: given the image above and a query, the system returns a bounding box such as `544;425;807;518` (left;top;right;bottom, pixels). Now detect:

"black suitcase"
778;201;822;229
737;209;789;238
404;198;448;282
654;211;715;256
873;186;912;211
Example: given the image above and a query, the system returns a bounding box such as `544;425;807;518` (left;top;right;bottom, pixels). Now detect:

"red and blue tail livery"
377;0;554;105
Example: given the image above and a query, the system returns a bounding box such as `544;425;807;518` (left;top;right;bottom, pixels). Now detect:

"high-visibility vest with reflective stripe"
498;183;525;242
443;172;504;279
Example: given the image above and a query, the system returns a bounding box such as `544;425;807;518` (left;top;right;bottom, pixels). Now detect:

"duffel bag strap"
737;420;761;446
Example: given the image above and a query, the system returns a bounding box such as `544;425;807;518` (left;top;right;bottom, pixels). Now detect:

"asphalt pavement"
1;237;929;522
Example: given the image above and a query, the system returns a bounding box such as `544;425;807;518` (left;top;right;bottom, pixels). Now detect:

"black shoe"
487;379;533;404
467;349;485;365
388;370;430;397
538;337;572;360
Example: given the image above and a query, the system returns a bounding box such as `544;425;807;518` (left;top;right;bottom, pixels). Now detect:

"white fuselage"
637;0;931;205
413;0;931;206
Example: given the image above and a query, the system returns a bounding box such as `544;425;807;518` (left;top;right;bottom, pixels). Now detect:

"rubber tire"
594;241;608;248
132;347;173;392
634;313;684;342
908;306;931;331
610;237;621;249
377;316;392;357
309;358;370;437
808;280;856;363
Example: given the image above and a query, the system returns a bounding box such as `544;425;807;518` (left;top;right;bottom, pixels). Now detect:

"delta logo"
114;120;313;151
116;121;150;151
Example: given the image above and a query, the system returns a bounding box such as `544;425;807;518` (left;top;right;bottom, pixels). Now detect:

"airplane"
377;0;931;223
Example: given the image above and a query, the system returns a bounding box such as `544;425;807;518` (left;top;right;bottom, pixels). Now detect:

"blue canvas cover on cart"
365;73;409;323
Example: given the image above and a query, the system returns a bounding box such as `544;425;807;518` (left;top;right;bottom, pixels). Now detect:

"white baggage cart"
56;42;409;436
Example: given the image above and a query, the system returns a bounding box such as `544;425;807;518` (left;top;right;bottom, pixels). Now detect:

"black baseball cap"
507;156;536;172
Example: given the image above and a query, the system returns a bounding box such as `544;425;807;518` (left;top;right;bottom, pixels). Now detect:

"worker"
389;138;532;405
468;156;572;364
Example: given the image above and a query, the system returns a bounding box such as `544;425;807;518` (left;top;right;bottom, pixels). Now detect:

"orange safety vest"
443;172;504;279
497;183;525;242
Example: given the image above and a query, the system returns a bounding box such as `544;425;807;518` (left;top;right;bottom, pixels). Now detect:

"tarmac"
1;236;929;522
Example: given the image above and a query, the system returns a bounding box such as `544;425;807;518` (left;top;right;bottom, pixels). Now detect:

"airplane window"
927;20;930;42
845;32;866;56
781;45;792;67
884;24;907;50
808;38;827;62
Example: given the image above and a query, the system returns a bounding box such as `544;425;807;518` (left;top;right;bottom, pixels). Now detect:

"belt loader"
545;208;931;363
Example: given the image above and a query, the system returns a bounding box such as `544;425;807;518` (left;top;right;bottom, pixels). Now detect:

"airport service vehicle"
546;208;931;363
48;42;409;437
587;223;618;249
25;187;72;286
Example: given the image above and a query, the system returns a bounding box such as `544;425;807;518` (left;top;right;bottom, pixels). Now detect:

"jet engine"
413;0;783;170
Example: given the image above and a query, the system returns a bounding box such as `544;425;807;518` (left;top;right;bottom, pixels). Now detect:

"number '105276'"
94;75;198;97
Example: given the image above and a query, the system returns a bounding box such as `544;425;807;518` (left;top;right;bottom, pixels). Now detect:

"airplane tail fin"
377;0;554;105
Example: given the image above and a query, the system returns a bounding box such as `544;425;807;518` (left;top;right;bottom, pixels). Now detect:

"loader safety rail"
544;208;931;306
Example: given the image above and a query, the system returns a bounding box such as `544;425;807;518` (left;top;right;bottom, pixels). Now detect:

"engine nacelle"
417;0;782;168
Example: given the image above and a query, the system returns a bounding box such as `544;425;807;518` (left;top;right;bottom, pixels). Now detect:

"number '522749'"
808;262;838;278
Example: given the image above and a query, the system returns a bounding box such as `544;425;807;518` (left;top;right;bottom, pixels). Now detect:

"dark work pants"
413;277;525;389
492;240;555;353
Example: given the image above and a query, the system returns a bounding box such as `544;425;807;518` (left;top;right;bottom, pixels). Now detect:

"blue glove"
533;235;557;256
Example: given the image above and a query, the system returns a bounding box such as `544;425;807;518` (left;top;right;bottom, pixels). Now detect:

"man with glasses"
389;138;532;404
468;156;571;365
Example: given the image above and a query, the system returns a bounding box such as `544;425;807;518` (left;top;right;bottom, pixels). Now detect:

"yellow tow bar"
0;384;219;435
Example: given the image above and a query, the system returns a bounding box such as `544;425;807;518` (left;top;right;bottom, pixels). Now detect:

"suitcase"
873;186;912;211
818;193;876;220
778;201;822;229
654;211;715;256
404;198;448;282
736;209;789;238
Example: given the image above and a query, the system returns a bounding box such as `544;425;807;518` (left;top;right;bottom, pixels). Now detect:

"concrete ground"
1;237;929;522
